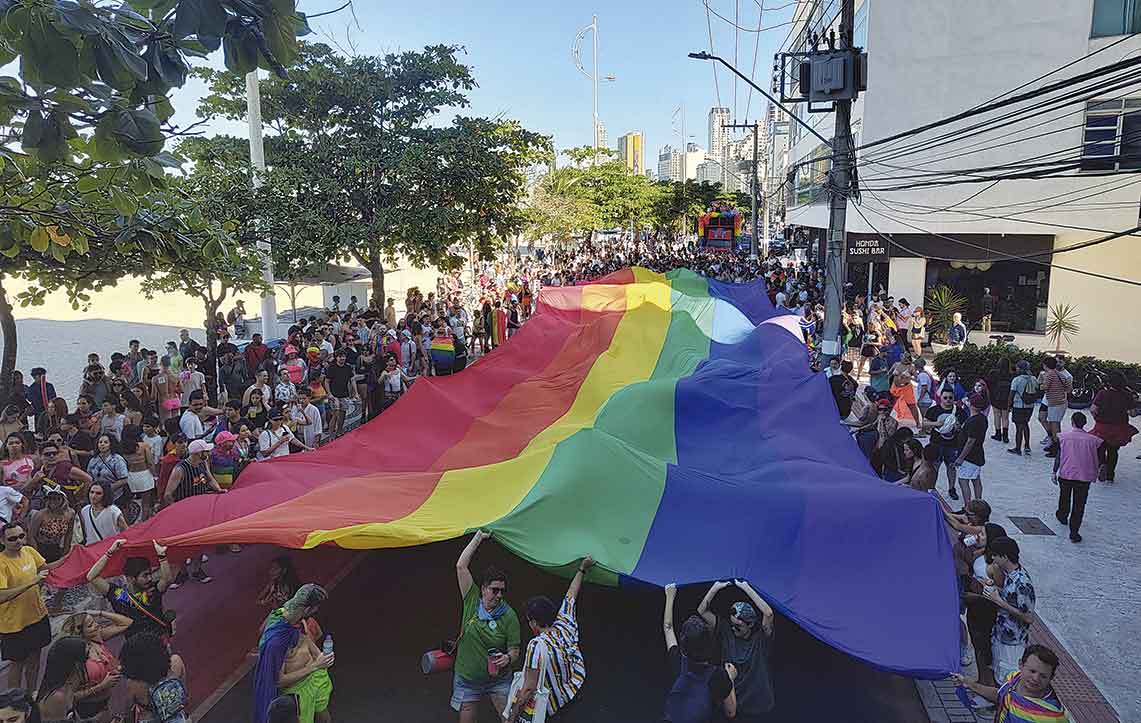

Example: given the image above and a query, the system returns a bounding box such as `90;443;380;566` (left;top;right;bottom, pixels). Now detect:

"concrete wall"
888;257;926;310
778;0;1141;362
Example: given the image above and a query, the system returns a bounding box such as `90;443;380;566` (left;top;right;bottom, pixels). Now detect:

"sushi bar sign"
846;235;890;263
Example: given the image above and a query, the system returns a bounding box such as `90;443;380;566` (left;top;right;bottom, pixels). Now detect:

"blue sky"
169;0;795;163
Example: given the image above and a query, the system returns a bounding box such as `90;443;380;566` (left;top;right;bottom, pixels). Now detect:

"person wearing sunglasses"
696;580;776;721
0;520;52;691
452;531;521;723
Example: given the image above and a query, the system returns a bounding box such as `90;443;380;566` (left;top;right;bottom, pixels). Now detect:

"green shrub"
933;343;1141;387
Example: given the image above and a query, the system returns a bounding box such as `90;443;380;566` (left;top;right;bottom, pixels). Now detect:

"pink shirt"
1058;428;1103;482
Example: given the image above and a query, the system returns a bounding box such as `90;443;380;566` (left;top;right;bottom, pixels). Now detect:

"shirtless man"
254;584;333;723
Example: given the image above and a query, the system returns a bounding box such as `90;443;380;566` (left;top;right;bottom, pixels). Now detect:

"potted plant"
925;285;967;352
1045;303;1080;355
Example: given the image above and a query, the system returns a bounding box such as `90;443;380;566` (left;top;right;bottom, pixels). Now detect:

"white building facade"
775;0;1141;362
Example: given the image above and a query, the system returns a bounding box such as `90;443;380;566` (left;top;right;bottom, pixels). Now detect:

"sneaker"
948;487;959;500
1006;448;1022;456
1070;532;1082;543
1055;511;1068;525
1024;448;1031;457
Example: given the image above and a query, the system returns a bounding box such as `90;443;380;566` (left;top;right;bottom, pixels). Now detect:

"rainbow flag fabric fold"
50;267;959;677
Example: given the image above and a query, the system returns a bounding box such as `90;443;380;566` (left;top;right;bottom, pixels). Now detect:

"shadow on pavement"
202;539;924;722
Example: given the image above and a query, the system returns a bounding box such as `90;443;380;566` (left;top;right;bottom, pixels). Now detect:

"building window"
1091;0;1141;37
853;0;869;47
1080;99;1141;171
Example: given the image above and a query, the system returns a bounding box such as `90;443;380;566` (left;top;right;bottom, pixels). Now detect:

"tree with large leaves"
0;0;312;400
195;41;552;301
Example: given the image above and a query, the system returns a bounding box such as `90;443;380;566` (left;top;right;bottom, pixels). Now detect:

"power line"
865;34;1139;158
705;3;724;110
863;66;1141;167
850;198;1141;287
862;190;1141;242
734;0;740;120
743;0;765;123
859;53;1141;153
863;172;1141;218
704;0;798;32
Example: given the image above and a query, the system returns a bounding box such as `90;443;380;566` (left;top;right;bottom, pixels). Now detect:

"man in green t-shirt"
452;531;521;722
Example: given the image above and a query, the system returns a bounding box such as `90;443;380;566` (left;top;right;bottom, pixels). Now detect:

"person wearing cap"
210;431;242;489
164;439;224;501
27;484;75;564
258;409;309;462
164;439;225;583
696;579;775;721
954;393;990;506
1008;360;1039;457
282;347;307;386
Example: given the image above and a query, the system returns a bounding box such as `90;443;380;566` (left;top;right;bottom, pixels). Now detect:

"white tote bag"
504;641;551;723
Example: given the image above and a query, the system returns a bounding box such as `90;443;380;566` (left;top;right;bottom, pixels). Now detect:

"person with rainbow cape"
952;643;1071;722
254;584;334;723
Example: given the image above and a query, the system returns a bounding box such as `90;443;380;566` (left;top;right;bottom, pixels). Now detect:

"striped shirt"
523;596;585;715
1039;369;1071;407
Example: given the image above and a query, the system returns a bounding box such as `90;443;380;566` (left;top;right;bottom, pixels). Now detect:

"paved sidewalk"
929;410;1139;722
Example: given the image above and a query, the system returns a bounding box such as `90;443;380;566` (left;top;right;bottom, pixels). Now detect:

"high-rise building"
596;121;608;150
708;107;731;170
657;144;681;182
617;131;645;175
696;159;722;185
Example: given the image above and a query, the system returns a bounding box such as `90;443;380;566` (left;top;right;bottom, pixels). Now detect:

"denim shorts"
450;673;512;710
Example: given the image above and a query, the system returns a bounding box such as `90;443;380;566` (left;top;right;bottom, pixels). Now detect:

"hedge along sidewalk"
932;342;1141;388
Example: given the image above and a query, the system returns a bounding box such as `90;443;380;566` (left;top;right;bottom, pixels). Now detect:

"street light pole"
246;70;276;339
592;14;599;153
573;16;615;165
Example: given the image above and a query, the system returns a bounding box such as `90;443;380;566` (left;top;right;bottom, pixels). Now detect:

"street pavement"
202;539;927;722
927;408;1140;722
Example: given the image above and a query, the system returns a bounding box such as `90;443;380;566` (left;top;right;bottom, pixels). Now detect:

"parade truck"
697;206;745;253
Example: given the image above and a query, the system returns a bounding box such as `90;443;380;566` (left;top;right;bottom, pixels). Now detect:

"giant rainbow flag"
51;267;959;677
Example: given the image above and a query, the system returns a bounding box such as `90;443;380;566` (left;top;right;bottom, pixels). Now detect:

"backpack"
1018;374;1041;405
149;677;188;722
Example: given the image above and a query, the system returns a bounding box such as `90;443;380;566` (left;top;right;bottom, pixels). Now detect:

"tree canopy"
195;41;552;300
0;0;312;400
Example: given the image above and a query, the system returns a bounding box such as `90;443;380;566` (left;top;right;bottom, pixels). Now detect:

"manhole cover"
1007;516;1055;536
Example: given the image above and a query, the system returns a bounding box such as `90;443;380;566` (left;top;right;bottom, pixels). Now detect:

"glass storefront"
925;260;1049;333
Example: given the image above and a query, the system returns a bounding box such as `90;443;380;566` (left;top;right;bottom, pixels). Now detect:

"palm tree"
1046;303;1080;354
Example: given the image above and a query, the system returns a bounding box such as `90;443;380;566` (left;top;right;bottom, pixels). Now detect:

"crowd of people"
0;237;1114;722
827;289;1137;721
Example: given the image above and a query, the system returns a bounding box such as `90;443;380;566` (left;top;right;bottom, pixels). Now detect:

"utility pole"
762;126;772;259
820;0;858;364
246;70;276;340
724;121;761;259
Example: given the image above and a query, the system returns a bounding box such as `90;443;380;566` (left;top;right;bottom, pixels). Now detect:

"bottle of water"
322;635;334;656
